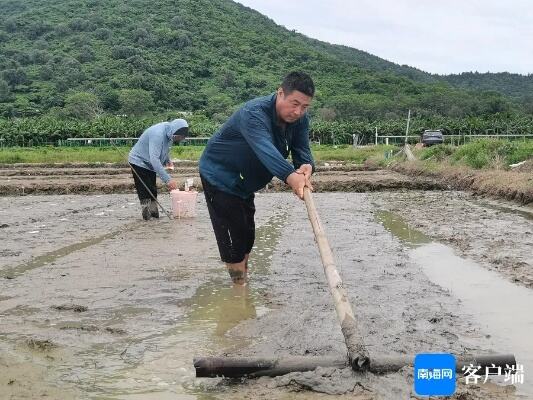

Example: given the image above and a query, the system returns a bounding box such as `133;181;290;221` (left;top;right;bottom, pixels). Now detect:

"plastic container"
171;189;198;218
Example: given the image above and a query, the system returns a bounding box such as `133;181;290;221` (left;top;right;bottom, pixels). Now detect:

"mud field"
0;163;444;195
1;176;532;399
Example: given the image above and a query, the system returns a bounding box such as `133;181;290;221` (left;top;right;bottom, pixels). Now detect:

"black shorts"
130;163;157;201
201;175;255;264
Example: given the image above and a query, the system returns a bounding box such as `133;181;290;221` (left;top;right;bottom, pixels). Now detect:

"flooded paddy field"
1;189;532;399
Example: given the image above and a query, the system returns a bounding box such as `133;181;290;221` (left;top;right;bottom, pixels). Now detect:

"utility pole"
404;109;411;145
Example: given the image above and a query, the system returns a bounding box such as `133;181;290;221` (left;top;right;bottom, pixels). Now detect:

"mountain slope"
0;0;528;119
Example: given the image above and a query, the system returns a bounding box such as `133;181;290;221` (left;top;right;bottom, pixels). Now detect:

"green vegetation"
0;145;206;164
1;141;530;168
418;139;533;169
0;0;532;124
0;113;219;145
442;72;533;110
311;144;395;163
419;144;456;162
0;146;125;164
1;0;532;147
1;113;533;146
0;144;395;164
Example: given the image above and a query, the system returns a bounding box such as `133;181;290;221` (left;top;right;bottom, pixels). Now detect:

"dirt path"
1;192;531;399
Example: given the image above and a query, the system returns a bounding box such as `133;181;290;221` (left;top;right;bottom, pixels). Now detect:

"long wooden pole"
193;188;516;378
303;187;369;370
194;354;516;378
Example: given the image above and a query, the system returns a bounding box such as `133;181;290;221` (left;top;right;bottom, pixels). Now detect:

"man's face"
275;88;312;124
172;126;189;143
172;135;186;144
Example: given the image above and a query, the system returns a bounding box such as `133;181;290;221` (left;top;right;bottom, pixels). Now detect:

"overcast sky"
235;0;533;75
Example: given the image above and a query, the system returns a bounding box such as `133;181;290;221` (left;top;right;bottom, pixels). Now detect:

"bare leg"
244;253;250;271
227;253;250;286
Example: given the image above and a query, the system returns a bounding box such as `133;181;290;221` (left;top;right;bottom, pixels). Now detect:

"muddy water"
0;195;290;399
1;223;139;279
371;190;533;289
374;210;431;246
414;244;533;397
376;210;533;396
1;192;531;399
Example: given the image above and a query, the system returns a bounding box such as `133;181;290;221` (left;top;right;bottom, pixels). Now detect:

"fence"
60;137;211;146
1;133;531;148
375;133;533;146
61;137;139;146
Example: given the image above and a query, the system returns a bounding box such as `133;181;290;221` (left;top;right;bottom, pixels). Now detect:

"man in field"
199;71;315;285
129;118;189;220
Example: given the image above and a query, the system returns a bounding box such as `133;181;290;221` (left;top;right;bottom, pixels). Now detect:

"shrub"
420;144;456;161
452;139;533;169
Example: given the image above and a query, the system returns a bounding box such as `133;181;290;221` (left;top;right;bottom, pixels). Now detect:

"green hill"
0;0;531;121
441;72;533;106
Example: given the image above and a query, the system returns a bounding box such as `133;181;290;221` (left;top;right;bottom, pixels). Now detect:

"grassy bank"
396;139;533;204
0;146;206;164
416;139;533;169
0;144;395;164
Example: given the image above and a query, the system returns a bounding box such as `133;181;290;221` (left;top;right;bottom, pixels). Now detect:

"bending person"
129;119;189;220
199;72;315;285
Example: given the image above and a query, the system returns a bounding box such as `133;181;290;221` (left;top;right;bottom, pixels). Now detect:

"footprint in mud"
26;338;56;352
273;366;367;395
51;304;88;312
0;250;21;257
104;327;127;335
60;324;99;332
58;325;126;335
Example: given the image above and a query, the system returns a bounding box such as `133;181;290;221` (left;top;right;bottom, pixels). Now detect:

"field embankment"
393;140;533;205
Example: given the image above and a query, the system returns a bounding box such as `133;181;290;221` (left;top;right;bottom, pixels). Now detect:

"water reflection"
376;208;533;396
183;212;287;349
375;210;432;247
185;278;257;347
1;222;139;278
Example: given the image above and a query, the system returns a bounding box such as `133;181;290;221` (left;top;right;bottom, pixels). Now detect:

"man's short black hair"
281;71;315;97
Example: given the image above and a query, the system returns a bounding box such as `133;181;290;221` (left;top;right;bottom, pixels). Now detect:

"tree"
318;108;336;121
95;86;120;111
0;80;11;102
0;31;9;44
205;93;233;117
119;89;154;116
164;30;191;49
77;45;95;63
68;18;92;32
39;65;54;80
131;27;154;46
171;15;184;29
27;21;53;39
111;46;138;59
4;17;18;33
94;28;111;40
29;49;50;65
64;92;102;120
2;68;28;87
53;23;70;38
